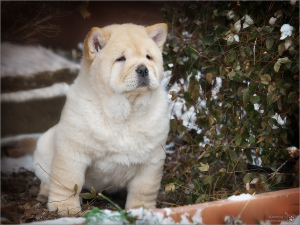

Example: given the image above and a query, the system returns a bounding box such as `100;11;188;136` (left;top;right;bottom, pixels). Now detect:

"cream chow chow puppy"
33;23;169;215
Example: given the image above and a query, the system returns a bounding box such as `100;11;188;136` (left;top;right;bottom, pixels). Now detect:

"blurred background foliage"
160;1;299;206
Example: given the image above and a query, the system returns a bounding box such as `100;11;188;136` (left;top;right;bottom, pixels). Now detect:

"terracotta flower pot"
153;188;299;224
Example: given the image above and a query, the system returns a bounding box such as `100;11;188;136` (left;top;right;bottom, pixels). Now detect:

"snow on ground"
1;133;42;146
1;42;79;77
1;154;34;173
1;82;70;102
227;193;253;201
30;217;85;224
29;207;203;224
1;133;42;173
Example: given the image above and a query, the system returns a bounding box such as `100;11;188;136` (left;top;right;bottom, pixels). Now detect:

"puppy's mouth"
136;66;150;88
137;78;149;88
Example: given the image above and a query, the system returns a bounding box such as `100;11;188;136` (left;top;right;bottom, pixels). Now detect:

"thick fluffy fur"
33;23;169;215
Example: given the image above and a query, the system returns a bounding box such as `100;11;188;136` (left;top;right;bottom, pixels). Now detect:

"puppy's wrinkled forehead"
104;25;155;52
83;23;167;62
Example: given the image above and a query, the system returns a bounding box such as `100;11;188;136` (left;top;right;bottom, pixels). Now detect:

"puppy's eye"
146;54;152;60
116;56;126;62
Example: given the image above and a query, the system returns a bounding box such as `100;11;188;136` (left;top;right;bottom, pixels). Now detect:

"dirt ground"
1;168;144;223
0;153;173;224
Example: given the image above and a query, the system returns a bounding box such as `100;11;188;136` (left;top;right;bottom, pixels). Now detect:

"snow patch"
1;42;79;78
129;207;203;224
242;14;254;29
1;154;34;173
1;133;42;146
269;17;277;26
1;82;70;102
227;193;253;201
30;217;85;224
161;70;172;89
129;208;175;224
280;24;294;40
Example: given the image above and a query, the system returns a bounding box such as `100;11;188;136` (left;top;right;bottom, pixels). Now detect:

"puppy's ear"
146;23;168;51
83;27;108;61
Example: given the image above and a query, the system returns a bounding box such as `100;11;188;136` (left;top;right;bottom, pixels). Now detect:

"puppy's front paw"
48;196;81;216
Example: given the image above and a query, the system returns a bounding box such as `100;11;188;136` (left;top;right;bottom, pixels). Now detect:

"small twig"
10;15;52;36
253;37;257;65
268;158;292;181
236;192;256;220
157;200;180;207
36;163;73;192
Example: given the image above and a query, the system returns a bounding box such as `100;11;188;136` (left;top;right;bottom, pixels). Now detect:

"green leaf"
243;89;250;106
203;35;214;46
278;42;285;55
229;51;237;62
206;73;213;84
233;72;242;82
288;91;297;104
73;184;78;194
211;109;222;120
266;38;274;49
285;61;292;69
268;84;276;93
91;187;97;197
208;116;214;127
243;173;253;184
267;93;278;105
235;134;242;146
268;118;278;127
80;192;95;200
244;149;253;163
198;163;210;172
250;95;261;104
195;194;207;204
265;134;273;143
249;136;255;144
245;103;256;116
259;74;271;85
228;70;235;80
257;136;265;143
220;125;228;134
278;57;290;64
203;175;212;185
193;179;200;191
165;183;176;194
229;149;238;162
219;168;226;173
274;62;280;73
278;98;282;111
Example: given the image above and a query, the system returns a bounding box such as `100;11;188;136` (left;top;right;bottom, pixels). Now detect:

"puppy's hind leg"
37;182;50;203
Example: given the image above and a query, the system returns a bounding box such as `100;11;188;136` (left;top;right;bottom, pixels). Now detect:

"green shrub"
161;1;299;205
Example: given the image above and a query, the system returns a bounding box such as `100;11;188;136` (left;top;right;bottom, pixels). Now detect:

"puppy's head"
82;23;168;95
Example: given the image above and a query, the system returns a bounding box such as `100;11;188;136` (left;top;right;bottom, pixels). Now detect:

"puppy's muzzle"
136;66;149;87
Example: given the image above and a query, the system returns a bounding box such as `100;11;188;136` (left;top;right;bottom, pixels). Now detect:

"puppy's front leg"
47;152;88;216
125;162;164;209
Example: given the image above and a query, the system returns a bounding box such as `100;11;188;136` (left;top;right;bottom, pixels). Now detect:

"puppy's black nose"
136;66;149;77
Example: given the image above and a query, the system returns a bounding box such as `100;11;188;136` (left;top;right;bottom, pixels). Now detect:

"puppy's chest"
84;125;155;163
88;118;157;151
